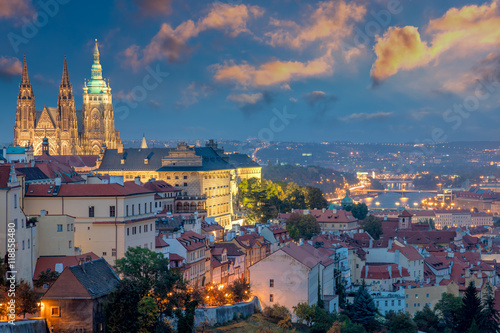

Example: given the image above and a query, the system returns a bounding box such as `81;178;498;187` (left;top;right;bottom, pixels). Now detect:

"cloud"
227;93;263;105
303;90;337;116
371;1;500;82
148;99;161;108
0;0;33;19
340;112;392;122
443;52;500;93
227;91;274;113
265;0;366;50
175;82;211;108
133;0;173;17
0;56;22;81
122;3;263;69
212;55;333;88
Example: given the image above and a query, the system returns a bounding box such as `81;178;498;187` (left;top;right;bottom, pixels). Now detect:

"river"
358;191;436;210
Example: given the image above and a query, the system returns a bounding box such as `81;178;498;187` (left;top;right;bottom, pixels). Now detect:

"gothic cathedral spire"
58;54;78;154
14;55;36;147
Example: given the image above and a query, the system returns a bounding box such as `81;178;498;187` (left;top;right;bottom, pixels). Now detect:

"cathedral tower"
14;55;36;147
81;39;122;154
57;55;79;154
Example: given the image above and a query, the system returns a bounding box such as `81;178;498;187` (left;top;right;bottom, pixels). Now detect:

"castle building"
14;40;123;155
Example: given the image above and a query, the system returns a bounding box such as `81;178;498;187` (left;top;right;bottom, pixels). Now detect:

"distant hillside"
262;164;357;196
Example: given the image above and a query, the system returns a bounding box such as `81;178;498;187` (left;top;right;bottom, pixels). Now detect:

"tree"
350;203;368;220
434;292;461;330
16;281;40;318
293;302;316;326
286;213;320;241
361;216;382;240
277;313;293;333
350;283;377;328
413;305;439;333
305;186;328;210
175;290;200;333
480;283;500;333
263;304;290;323
386;311;417;333
34;270;59;289
137;296;159;333
228;278;250;303
106;280;141;333
458;282;483;332
115;247;171;297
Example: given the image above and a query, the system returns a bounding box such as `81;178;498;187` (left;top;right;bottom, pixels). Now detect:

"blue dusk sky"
0;0;499;144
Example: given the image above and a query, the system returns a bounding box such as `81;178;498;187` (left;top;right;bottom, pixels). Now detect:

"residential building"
162;231;208;286
249;243;337;320
41;258;120;332
24;181;156;265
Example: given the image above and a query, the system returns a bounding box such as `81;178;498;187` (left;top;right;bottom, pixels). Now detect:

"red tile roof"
388;245;423;261
176;231;207;251
361;263;410;280
33;252;100;280
155;235;169;248
26;182;154;197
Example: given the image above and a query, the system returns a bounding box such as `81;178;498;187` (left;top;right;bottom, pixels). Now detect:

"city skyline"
0;0;499;144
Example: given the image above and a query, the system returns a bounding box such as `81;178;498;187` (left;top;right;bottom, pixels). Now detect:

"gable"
36;108;56;129
42;267;91;299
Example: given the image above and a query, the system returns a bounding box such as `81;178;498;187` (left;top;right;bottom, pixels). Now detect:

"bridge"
349;185;437;197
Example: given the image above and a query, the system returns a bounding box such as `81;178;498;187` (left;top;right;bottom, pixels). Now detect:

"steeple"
22;54;29;84
91;39;102;80
141;134;148;149
61;54;70;85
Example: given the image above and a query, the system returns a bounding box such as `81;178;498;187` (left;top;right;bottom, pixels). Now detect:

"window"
103;252;107;256
110;206;116;217
385;300;388;306
270;279;274;287
406;294;409;299
132;205;135;215
112;248;117;257
28;239;30;248
69;241;72;248
132;227;137;235
139;205;141;215
127;228;130;236
426;293;430;298
14;218;17;230
67;224;70;231
22;241;25;250
270;294;274;302
126;205;129;216
14;194;17;208
406;303;408;308
71;224;73;231
144;225;148;233
391;300;394;306
139;226;142;233
184;176;187;179
57;224;63;232
184;183;188;187
89;206;95;217
150;202;152;212
398;300;401;306
415;294;418;299
51;307;60;317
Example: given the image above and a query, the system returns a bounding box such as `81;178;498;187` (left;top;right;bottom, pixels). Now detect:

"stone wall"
194;296;261;327
0;319;49;333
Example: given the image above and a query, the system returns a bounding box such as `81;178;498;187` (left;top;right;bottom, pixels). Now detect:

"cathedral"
14;40;123;155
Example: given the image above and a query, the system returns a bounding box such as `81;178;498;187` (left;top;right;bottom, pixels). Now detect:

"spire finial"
22;54;29;84
62;54;70;85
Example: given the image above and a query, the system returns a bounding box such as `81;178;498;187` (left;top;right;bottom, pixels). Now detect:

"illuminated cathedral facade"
14;40;123;155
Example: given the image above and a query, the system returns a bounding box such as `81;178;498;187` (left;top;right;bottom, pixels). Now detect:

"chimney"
134;176;141;185
86;255;92;262
299;238;304;246
322;208;326;213
55;177;61;186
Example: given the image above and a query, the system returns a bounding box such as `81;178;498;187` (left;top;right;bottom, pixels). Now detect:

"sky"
0;0;499;144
